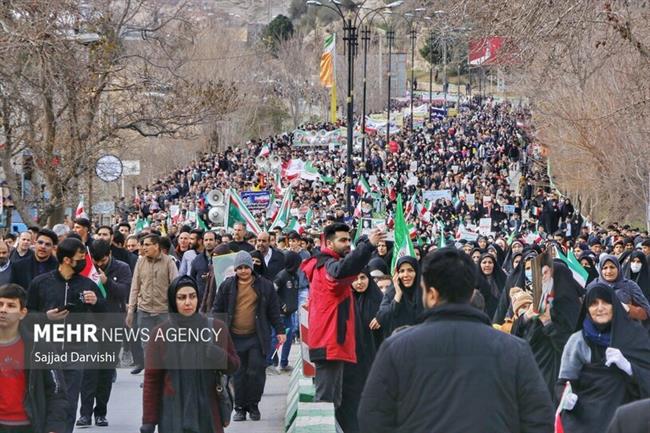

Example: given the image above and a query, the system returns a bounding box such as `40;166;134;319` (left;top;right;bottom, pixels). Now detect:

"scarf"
582;316;611;348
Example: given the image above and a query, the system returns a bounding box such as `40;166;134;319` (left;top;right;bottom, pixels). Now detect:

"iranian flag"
437;220;447;248
305;208;314;226
80;249;107;298
282;159;304;182
356;176;371;196
555;246;589;287
301;161;324;182
320;33;335;88
554;381;574;433
75;200;88;219
390;194;415;271
270;187;293;229
258;144;270;158
224;189;262;235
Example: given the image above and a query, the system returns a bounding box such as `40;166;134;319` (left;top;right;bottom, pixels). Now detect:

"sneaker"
76;416;91;427
95;416;109;427
266;365;280;375
248;405;261;421
130;366;143;375
233;408;246;422
280;365;294;373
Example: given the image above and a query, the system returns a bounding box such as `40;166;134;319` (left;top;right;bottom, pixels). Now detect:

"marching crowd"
0;98;649;433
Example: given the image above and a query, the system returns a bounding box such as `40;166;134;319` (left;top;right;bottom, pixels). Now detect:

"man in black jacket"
607;398;650;433
212;251;285;422
267;251;301;371
77;240;132;428
10;229;58;291
190;230;218;299
0;283;68;433
255;231;285;280
358;248;554;433
27;237;107;433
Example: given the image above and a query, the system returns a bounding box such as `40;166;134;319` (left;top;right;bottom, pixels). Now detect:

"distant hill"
199;0;289;24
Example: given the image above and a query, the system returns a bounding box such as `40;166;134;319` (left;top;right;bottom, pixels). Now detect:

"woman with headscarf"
557;283;650;433
476;253;507;319
511;262;583;401
578;252;599;286
376;256;424;337
339;268;384;433
587;254;650;322
493;250;538;324
622;251;650;301
486;243;506;269
141;275;240;433
250;250;267;278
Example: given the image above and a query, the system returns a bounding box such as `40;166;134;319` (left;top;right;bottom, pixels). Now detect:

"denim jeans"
267;315;294;368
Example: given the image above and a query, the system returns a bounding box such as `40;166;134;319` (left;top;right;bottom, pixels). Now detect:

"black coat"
112;245;137;272
211;274;284;356
264;248;286;281
273;269;299;316
18;322;69;433
607;399;650;433
358;303;554;433
10;255;58;292
103;257;133;314
189;251;211;299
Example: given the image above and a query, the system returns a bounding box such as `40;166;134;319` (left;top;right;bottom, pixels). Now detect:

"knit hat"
509;287;533;316
233;251;253;270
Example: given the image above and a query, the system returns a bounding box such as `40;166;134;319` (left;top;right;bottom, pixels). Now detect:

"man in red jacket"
301;223;384;413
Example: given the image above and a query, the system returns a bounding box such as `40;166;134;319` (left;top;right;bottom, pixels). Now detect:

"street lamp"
307;0;403;214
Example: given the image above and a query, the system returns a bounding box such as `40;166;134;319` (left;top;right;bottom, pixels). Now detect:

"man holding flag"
77;239;133;428
26;237;107;433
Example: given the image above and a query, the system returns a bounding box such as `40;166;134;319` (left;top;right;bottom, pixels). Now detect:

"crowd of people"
1;98;650;433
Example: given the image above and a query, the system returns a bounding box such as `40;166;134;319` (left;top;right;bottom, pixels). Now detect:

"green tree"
262;15;295;52
420;31;444;66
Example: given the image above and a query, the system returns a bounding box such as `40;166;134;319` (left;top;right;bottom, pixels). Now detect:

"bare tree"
0;0;239;225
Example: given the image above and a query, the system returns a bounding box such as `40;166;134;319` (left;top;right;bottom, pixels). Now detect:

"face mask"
524;269;533;281
72;259;86;274
631;263;642;273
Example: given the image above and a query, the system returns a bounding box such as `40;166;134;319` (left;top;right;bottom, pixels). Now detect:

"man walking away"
358;248;554;433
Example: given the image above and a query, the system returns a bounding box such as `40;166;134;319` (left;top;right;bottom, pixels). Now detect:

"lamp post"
307;0;403;213
385;28;394;148
361;25;369;162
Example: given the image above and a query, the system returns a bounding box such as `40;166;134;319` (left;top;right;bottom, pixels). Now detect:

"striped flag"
75;200;88;219
80;249;107;298
270;187;293;229
390;194;415;271
555;381;574;433
258;144;270;158
356;176;371;196
224;189;262;235
320;33;335;87
555;246;589;287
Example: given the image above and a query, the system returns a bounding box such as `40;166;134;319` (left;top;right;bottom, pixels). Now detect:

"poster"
423;190;452;202
240;191;271;210
359;218;394;241
213;253;237;290
478;218;493;235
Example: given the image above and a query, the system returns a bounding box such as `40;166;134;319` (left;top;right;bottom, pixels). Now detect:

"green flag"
390;194;415;272
224;189;262;235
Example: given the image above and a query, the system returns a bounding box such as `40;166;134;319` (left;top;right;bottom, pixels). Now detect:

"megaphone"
255;155;269;171
270;155;282;169
208;206;225;225
206;190;225;207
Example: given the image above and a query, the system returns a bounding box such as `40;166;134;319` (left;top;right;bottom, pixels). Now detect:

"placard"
423;190;452;202
478;218;493;235
240;190;271;210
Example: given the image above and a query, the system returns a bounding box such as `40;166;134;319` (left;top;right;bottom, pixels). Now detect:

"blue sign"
240;191;271;210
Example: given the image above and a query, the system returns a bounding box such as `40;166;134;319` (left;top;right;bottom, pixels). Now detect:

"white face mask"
631;263;643;273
